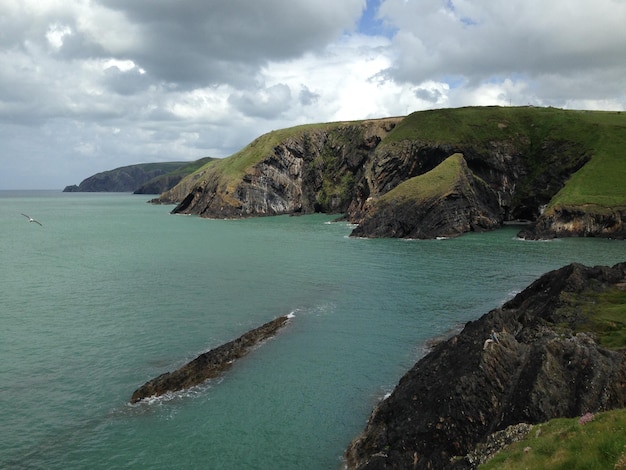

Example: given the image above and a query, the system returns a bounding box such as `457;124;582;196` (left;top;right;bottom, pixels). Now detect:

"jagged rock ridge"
130;315;289;403
344;261;626;469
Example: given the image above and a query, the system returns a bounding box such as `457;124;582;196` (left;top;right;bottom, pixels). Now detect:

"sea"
1;190;624;469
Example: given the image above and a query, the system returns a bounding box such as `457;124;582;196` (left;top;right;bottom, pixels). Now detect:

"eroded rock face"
169;119;401;218
130;315;290;403
519;206;626;239
350;155;503;239
155;108;624;239
345;262;626;470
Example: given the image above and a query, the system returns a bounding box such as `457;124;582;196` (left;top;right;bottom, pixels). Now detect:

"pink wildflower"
578;412;595;425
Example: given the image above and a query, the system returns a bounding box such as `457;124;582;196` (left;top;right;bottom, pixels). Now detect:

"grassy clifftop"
480;408;626;469
384;106;626;212
160;106;625;238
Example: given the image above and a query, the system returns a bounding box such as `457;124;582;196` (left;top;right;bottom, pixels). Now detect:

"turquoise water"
1;191;624;469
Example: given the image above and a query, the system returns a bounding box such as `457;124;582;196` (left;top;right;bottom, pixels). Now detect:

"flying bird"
21;213;43;226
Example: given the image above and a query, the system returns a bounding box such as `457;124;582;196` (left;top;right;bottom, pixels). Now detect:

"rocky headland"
344;261;626;469
130;315;290;403
152;107;626;240
63;158;214;194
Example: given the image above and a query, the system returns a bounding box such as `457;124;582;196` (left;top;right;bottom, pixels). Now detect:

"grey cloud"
299;85;320;106
414;87;442;103
103;66;151;95
380;0;626;106
95;0;363;88
228;83;293;119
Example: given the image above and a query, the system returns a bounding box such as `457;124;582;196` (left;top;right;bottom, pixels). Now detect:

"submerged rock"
130;315;290;403
345;261;626;469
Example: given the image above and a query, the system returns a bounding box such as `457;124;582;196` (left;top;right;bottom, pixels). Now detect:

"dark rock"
345;261;626;469
157;107;614;239
161;118;402;218
130;315;290;403
518;206;626;240
64;162;185;193
133;175;183;194
350;154;503;239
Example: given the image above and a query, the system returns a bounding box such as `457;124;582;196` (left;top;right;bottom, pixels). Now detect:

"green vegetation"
480;408;626;470
562;286;626;350
379;153;466;204
197;122;341;190
383;106;626;212
181;106;625;215
548;126;626;210
164;157;215;177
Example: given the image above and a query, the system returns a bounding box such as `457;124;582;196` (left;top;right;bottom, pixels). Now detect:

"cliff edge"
154;107;626;239
345;261;626;469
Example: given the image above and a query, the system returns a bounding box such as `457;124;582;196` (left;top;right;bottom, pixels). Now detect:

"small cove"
1;191;624;469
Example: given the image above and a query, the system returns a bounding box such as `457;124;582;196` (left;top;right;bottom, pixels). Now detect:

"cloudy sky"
1;0;625;189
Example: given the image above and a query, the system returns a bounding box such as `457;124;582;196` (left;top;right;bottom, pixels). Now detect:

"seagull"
21;213;43;226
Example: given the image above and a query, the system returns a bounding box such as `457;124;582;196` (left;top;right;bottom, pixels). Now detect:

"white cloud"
0;0;624;189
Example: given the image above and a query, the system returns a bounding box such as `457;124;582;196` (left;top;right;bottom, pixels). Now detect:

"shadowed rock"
345;262;626;469
130;315;290;403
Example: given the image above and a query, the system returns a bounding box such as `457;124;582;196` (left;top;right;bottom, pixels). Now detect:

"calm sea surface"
1;191;624;469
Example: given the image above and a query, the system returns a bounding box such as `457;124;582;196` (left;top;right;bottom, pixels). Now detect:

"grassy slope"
479;281;626;469
548;113;626;210
183;106;626;211
384;106;626;212
379;153;465;203
190;122;341;193
480;408;626;470
569;286;626;350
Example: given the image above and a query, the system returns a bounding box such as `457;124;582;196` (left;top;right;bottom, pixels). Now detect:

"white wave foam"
513;236;560;243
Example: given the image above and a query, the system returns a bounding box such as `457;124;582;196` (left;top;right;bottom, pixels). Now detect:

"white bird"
21;213;43;226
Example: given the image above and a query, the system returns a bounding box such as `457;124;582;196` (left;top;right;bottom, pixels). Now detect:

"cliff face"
162;118;401;217
345;261;626;470
154;107;625;239
64;162;185;193
350;154;503;239
519;206;626;240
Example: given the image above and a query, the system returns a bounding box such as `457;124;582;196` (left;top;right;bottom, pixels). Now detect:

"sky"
1;0;625;189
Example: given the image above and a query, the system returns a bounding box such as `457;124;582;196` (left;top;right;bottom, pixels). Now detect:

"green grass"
180;106;626;212
480;408;626;469
572;287;626;350
383;106;626;212
379;153;465;203
187;122;347;194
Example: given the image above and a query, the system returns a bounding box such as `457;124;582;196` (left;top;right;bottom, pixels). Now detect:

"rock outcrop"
158;118;402;217
344;261;626;469
130;315;290;403
153;107;626;239
350;154;502;239
64;162;185;193
64;158;214;194
518;205;626;240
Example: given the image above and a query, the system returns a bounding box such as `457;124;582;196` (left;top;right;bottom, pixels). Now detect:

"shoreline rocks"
345;262;626;469
130;315;290;403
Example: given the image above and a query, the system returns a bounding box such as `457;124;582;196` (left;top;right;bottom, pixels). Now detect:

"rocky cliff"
157;118;402;216
64;158;214;194
344;261;626;469
64;162;184;192
154;107;625;239
350;153;503;239
518;205;626;240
